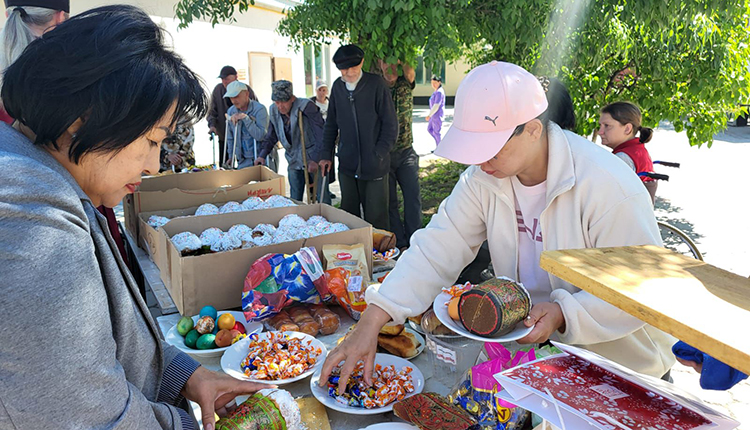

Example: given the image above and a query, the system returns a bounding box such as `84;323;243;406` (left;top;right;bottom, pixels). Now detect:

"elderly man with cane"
224;80;268;169
256;80;328;203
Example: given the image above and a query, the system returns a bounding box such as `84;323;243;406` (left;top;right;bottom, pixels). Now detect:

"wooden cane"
298;110;317;204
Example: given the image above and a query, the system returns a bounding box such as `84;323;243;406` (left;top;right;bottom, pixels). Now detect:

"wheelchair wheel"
658;221;704;261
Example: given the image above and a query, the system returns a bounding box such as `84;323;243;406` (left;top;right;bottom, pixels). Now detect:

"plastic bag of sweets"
322;244;370;282
325;267;367;320
242;247;329;322
449;344;538;430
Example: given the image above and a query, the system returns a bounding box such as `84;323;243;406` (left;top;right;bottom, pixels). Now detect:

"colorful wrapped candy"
326;361;415;409
239;332;322;380
448;344;549;430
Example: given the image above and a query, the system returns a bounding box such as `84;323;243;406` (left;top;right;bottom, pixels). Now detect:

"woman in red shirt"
598;101;657;203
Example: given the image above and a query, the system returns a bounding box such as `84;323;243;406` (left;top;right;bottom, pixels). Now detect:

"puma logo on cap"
484;115;498;126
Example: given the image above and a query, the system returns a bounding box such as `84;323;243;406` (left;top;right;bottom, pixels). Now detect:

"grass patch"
395;160;467;227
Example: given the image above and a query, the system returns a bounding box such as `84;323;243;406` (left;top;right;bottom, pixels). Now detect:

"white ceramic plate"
373;247;400;263
432;292;534;342
406;318;426;335
221;331;326;386
165;311;263;358
359;424;419;430
310;353;424;415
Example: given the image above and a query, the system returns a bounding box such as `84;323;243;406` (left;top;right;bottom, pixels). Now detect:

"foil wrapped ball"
171;232;202;254
200;227;224;248
195;203;219;216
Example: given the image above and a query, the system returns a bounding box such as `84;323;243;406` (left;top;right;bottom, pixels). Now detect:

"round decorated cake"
458;278;531;337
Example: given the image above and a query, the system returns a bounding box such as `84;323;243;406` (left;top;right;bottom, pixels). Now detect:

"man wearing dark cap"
206;65;258;164
256;80;328;202
319;44;398;229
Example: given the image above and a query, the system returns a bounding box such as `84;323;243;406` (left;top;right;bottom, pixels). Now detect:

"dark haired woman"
426;74;445;146
0;6;266;429
598;101;657;203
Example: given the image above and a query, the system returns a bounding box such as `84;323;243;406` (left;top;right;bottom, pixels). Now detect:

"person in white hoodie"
320;61;676;394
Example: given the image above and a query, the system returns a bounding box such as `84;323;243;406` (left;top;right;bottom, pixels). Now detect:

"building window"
415;56;446;85
304;44;331;98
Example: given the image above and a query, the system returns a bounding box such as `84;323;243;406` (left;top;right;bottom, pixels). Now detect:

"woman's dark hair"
431;75;442;83
2;5;207;163
601;101;653;144
511;76;576;137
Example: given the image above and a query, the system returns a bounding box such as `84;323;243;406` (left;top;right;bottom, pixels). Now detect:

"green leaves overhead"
174;0;750;146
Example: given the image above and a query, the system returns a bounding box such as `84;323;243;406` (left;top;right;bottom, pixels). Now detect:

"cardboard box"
161;204;373;316
137;199;302;288
123;165;285;239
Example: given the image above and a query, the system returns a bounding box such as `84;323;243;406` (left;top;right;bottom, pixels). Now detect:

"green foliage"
418;160;466;226
174;0;750;146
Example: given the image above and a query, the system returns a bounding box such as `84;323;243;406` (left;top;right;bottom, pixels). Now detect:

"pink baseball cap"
435;61;548;165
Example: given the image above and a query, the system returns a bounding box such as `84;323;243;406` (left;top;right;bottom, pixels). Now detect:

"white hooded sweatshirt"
367;123;676;378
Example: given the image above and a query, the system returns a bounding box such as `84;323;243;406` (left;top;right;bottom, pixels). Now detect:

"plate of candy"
221;331;326;385
309;353;424;415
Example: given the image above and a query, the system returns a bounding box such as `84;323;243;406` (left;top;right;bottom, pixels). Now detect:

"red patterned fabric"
394;392;479;430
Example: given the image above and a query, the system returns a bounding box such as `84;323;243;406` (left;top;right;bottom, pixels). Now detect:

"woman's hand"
676;357;704;373
517;302;566;344
426;115;431;122
182;366;274;430
318;305;391;394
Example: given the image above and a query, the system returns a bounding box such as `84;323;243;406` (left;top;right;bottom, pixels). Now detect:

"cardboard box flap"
139;165;279;192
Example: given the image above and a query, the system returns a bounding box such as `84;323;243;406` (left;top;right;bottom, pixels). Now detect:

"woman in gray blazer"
0;6;267;430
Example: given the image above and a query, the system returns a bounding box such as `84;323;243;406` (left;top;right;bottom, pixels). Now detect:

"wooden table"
156;311;449;430
540;245;750;375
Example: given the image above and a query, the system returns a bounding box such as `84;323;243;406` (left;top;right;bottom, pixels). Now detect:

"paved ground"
181;107;750;426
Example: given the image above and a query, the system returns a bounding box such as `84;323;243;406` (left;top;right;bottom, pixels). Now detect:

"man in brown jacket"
207;65;258;164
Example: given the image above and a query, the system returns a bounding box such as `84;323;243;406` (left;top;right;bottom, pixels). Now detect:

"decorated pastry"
219;201;244;214
265;194;296;208
330;223;349;233
195;203;219;216
279;214;307;229
171;232;202;255
254;223;277;236
241;196;264;211
228;224;252;240
306;215;327;226
238;231;257;249
210;232;242;253
199;227;223;248
216;389;304;430
272;229;297;244
458;278;531;337
147;215;170;229
312;222;336;236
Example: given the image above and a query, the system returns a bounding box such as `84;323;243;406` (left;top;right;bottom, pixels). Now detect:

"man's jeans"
288;168;332;204
389;146;422;248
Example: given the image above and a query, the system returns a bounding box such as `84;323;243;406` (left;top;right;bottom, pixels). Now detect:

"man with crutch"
255;80;328;203
224;81;268;169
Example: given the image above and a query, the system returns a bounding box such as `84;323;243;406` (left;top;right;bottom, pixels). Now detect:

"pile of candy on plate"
240;332;322;380
327;361;415;409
